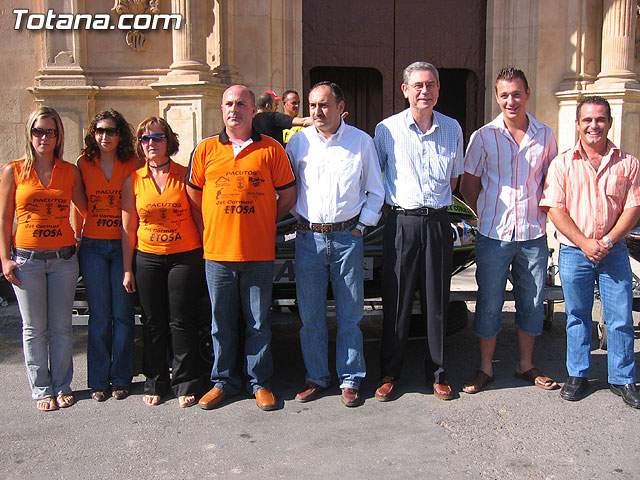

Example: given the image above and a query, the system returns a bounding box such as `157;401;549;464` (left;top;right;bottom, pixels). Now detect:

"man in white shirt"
460;67;558;394
286;81;384;407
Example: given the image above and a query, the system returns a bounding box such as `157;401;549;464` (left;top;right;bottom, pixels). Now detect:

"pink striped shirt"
540;141;640;247
464;113;557;241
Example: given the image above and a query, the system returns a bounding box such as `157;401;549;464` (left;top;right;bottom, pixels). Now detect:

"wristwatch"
602;235;613;248
355;223;366;234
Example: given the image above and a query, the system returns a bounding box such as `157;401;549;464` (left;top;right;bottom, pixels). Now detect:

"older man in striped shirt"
541;96;640;408
374;61;464;402
460;67;558;394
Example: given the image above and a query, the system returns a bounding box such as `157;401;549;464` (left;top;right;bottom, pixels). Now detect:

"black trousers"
135;248;205;396
380;209;453;384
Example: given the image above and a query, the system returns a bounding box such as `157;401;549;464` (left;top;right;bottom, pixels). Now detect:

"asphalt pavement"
1;271;640;479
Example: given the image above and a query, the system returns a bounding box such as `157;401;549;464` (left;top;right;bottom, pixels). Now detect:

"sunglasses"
31;128;58;138
139;133;166;143
95;127;119;136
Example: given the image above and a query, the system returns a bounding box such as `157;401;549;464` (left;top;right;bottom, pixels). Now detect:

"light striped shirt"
374;109;464;209
540;141;640;247
464;113;557;241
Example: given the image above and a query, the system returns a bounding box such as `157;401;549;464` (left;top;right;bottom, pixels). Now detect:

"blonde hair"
21;106;65;181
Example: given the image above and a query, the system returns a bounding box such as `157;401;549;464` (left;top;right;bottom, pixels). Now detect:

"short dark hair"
256;92;274;109
135;117;179;161
495;66;529;92
576;96;612;121
282;90;299;102
310;81;345;105
81;109;135;163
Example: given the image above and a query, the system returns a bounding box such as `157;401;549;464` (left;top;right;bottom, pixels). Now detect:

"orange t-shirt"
131;161;201;255
187;130;295;261
80;155;138;240
13;159;76;249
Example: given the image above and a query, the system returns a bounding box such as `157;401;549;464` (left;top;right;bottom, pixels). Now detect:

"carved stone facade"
2;0;640;165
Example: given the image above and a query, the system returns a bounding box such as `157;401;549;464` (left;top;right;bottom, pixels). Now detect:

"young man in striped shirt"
460;67;558;394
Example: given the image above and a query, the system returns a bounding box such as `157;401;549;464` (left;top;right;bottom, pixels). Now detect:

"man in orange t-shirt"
187;85;296;411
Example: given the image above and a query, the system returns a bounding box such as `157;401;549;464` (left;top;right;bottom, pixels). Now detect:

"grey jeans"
12;252;79;399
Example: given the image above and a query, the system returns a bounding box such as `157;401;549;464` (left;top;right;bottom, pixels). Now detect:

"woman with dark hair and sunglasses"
0;106;88;411
122;117;204;408
75;109;141;402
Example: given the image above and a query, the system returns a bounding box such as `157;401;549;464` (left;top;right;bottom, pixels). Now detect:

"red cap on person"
264;90;282;100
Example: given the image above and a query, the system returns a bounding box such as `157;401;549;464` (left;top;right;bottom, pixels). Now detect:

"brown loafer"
428;381;453;400
295;382;326;403
375;376;395;402
341;388;361;407
255;388;277;411
198;387;227;410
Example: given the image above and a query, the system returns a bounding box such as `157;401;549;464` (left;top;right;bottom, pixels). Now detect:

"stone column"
595;0;639;86
167;0;211;77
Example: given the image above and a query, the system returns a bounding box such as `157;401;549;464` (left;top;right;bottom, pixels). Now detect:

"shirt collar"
404;108;440;135
218;127;262;144
313;119;346;141
487;112;541;137
571;139;619;161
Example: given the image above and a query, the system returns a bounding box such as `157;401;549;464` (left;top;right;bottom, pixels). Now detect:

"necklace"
148;159;170;169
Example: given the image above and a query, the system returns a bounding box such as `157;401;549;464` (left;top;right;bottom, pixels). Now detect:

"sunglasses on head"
95;127;119;136
31;128;58;138
139;133;166;143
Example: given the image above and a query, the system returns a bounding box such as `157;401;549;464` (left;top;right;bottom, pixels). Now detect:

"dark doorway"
309;67;383;137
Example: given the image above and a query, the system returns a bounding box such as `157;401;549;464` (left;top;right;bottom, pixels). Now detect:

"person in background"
0;106;88;411
122;117;205;408
75;109;140;402
253;91;312;147
282;90;305;144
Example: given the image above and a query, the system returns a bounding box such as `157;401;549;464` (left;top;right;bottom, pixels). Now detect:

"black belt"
391;206;447;216
296;216;359;234
13;245;76;261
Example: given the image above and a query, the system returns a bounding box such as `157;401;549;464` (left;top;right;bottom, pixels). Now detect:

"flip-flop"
36;397;58;412
56;393;74;408
142;394;161;406
462;369;495;394
515;367;559;390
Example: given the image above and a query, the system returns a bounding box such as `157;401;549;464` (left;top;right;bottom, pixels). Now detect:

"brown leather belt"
391;206;446;216
13;245;76;261
296;216;359;234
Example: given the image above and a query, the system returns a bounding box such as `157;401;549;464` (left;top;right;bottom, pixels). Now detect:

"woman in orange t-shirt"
76;109;140;402
122;117;205;408
0;107;88;412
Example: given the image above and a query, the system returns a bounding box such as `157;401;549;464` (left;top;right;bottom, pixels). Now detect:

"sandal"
515;367;559;390
178;395;196;408
112;387;129;400
142;394;161;406
56;393;74;408
91;389;108;402
462;370;495;394
36;397;58;412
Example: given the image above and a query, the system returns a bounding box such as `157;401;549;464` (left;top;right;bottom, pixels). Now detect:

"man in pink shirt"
461;67;558;394
541;96;640;408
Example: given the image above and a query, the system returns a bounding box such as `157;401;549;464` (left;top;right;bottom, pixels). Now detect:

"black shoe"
609;383;640;409
560;376;589;401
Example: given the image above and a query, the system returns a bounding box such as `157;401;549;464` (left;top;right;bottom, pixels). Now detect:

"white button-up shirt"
374;109;464;209
464;113;558;241
286;121;384;226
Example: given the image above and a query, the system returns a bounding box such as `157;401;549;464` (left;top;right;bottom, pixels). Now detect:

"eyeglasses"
31;128;58;138
95;127;119;136
139;134;166;143
407;82;438;92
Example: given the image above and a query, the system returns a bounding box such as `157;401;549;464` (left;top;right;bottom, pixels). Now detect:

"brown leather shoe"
295;382;326;403
429;381;453;401
255;388;277;411
341;388;361;407
375;376;395;402
198;387;226;410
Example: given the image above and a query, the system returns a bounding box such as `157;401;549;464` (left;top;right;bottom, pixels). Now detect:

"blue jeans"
295;229;365;390
205;260;274;395
79;237;135;389
474;234;548;338
12;252;79;400
559;241;636;384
